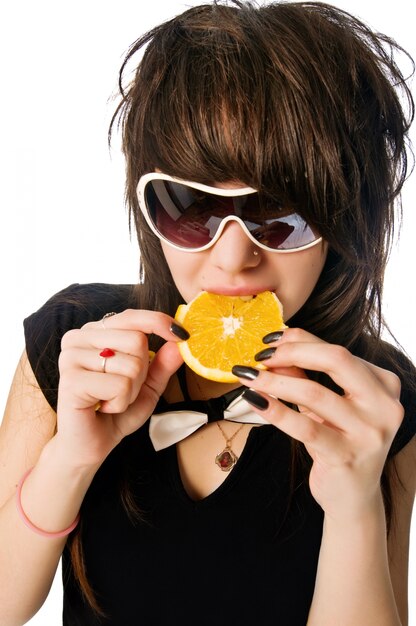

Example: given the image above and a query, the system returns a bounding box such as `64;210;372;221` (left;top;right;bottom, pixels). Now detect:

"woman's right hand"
55;309;185;468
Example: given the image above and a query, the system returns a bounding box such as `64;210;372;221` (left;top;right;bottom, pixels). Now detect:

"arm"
308;440;416;626
308;436;415;626
388;437;416;625
0;310;184;625
0;351;92;625
233;328;414;626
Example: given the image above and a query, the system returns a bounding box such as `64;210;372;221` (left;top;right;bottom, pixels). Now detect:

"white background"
0;1;414;624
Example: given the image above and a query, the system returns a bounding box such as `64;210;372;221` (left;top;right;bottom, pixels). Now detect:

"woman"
1;1;415;624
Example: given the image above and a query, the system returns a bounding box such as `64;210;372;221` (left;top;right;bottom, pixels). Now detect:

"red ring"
99;348;116;358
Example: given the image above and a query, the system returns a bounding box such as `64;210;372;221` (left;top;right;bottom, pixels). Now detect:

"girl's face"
160;181;328;321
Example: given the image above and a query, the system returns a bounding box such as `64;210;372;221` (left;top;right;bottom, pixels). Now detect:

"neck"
185;367;241;401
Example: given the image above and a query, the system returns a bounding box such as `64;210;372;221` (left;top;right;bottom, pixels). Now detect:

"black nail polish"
254;347;276;362
170;322;190;340
231;365;260;380
262;331;284;344
242;389;269;411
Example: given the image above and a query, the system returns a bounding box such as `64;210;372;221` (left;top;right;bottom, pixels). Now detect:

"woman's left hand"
233;328;404;522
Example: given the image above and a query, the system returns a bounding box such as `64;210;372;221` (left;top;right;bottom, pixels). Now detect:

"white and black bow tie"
149;388;268;451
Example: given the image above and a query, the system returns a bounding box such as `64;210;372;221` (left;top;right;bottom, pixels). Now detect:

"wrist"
16;469;80;538
321;491;388;557
323;488;386;531
41;433;103;477
16;438;100;537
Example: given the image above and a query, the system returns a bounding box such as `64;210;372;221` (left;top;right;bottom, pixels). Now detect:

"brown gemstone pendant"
215;447;238;472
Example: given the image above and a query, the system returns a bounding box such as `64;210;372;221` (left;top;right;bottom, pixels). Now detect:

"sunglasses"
136;173;322;253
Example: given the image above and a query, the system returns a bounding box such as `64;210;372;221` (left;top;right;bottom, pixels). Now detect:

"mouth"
203;286;274;297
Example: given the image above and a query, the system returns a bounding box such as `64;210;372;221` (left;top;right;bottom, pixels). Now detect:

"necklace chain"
216;421;245;446
215;422;245;472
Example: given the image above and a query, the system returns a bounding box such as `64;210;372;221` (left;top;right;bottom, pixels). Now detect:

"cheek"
304;248;327;288
302;260;323;295
161;243;198;302
280;244;327;318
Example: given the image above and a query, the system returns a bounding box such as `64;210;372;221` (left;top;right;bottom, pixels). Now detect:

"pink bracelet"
16;468;80;538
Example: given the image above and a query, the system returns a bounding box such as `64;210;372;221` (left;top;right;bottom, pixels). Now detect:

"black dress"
23;283;416;626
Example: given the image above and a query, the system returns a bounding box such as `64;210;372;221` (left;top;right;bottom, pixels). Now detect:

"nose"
208;221;261;273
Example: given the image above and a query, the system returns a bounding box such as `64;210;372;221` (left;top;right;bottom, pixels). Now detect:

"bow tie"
149;388;269;451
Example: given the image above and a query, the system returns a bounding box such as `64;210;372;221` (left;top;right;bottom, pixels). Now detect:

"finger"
243;391;349;462
119;342;184;432
263;327;325;346
235;367;358;432
259;328;325;377
59;347;149;406
141;341;184;404
237;362;403;437
59;369;141;415
266;340;385;399
277;331;400;394
82;309;187;343
254;348;308;379
262;329;401;401
253;357;324;421
62;327;150;357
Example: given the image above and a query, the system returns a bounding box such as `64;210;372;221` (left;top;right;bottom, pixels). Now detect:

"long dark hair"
70;0;415;612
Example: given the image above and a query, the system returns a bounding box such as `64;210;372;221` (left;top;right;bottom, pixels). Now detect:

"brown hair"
70;0;415;612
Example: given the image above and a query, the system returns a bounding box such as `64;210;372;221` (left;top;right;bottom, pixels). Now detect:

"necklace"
215;421;245;472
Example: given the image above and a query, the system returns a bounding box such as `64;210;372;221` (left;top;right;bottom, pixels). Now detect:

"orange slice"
174;291;287;382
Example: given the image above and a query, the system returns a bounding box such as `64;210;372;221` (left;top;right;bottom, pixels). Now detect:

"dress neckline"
165;424;273;506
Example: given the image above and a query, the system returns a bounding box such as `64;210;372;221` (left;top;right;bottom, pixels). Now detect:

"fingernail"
254;347;276;362
262;331;284;344
231;365;260;380
242;389;269;410
170;322;190;340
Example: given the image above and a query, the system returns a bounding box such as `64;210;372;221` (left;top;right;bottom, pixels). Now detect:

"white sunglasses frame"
136;172;322;253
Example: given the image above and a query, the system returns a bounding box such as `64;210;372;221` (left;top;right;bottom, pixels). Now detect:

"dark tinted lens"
247;214;318;250
145;180;245;248
144;179;317;250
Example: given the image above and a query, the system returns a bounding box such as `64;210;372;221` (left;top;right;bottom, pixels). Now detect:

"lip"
203;286;274;296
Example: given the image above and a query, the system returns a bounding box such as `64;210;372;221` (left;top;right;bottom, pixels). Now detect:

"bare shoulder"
0;350;56;505
387;436;416;625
